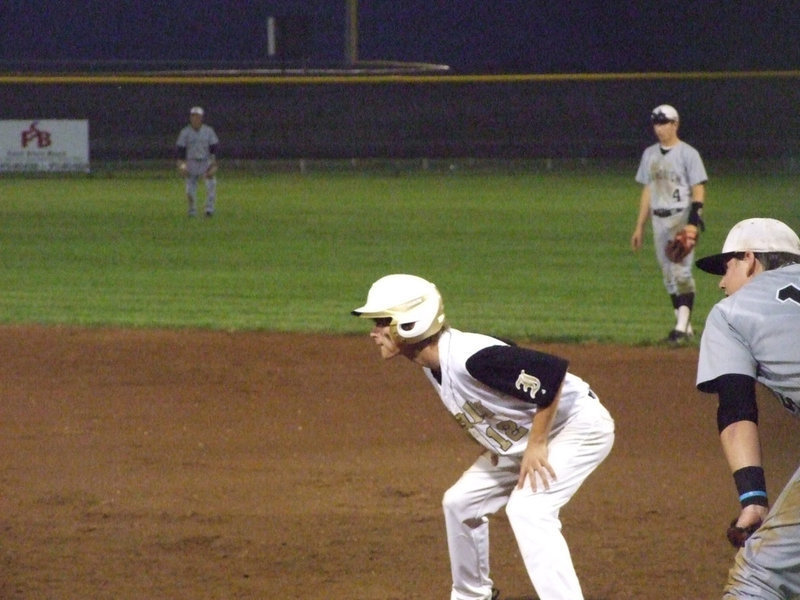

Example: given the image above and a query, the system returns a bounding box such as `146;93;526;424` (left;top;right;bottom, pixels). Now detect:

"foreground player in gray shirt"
176;106;219;217
695;217;800;599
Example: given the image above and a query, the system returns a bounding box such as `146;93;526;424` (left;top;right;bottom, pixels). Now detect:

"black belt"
653;208;682;217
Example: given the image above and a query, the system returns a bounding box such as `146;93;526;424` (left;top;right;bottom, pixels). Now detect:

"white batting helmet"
351;274;446;344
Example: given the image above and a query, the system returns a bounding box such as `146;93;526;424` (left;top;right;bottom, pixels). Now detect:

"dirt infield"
1;326;797;600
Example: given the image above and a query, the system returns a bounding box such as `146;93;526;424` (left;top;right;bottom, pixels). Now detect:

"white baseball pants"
442;403;614;600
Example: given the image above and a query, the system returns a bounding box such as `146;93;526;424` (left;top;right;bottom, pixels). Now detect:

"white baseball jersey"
430;327;614;599
423;328;599;456
697;263;800;415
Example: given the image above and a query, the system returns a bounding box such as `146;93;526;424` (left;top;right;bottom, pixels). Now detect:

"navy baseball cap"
651;104;679;124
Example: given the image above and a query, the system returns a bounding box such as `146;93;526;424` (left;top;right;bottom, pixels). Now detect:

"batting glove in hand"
726;518;761;548
665;224;698;263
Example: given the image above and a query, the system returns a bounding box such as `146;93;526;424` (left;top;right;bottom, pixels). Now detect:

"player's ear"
744;252;760;276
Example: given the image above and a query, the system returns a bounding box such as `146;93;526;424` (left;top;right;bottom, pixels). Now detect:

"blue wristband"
739;490;768;503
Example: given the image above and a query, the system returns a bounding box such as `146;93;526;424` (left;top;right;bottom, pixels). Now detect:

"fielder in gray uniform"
176;106;219;217
631;104;708;343
352;274;615;600
695;218;800;599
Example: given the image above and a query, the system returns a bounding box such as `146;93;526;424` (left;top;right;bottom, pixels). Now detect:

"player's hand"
631;228;644;251
735;504;768;530
517;439;556;491
205;164;217;178
177;161;188;175
727;504;768;548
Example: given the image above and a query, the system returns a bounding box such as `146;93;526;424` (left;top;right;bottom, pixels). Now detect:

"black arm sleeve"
688;200;705;231
209;143;218;156
715;373;758;432
177;146;187;160
465;345;568;407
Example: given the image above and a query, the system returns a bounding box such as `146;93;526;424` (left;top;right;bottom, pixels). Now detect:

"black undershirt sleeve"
177;146;187;160
465;345;568;407
712;373;758;432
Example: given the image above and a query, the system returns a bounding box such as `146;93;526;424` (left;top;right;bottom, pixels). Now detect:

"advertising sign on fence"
0;120;90;172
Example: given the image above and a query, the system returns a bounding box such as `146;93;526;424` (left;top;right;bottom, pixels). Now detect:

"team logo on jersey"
515;370;541;399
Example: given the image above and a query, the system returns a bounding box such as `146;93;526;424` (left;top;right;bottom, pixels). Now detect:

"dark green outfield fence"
2;72;799;162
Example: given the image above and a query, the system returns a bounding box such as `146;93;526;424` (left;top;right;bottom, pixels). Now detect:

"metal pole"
346;0;358;65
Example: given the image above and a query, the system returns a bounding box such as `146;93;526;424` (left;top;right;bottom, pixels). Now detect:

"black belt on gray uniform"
653;208;682;217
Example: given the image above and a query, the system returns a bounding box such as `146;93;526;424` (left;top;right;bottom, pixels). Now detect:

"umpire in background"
176;106;219;217
695;218;800;598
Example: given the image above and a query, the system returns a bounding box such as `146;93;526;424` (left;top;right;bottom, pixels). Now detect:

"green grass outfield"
1;162;797;344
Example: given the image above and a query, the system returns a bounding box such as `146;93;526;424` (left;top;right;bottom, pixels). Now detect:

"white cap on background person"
651;104;679;124
696;217;800;274
190;106;204;115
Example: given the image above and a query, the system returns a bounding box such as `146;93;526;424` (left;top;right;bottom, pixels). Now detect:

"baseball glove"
665;225;698;263
726;518;761;548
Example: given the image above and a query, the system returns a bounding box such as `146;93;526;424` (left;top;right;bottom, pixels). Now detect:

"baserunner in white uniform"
176;106;219;217
352;274;615;600
695;218;800;599
631;104;708;343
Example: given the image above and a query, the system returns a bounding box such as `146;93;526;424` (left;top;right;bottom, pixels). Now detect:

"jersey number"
454;401;529;452
777;284;800;305
772;284;800;412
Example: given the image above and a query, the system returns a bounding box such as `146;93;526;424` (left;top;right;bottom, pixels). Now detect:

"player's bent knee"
442;485;465;513
441;486;484;524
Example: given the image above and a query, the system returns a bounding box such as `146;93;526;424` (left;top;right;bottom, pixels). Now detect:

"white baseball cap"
696;218;800;274
651;104;679;124
190;106;204;115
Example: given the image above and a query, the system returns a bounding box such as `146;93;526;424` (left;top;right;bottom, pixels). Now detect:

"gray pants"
651;212;696;296
184;159;216;215
723;463;800;599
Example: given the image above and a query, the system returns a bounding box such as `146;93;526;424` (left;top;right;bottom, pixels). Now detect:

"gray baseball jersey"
697;263;800;598
176;124;218;161
696;264;800;413
176;123;219;216
636;141;708;294
636;140;707;217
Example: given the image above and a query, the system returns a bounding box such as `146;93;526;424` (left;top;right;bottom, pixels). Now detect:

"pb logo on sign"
21;122;52;148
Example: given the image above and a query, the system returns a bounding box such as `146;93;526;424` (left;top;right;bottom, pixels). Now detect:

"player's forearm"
691;183;705;203
720;420;762;471
634;189;651;229
528;391;560;444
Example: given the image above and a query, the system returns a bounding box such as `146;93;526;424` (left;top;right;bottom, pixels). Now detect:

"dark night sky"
1;1;797;72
